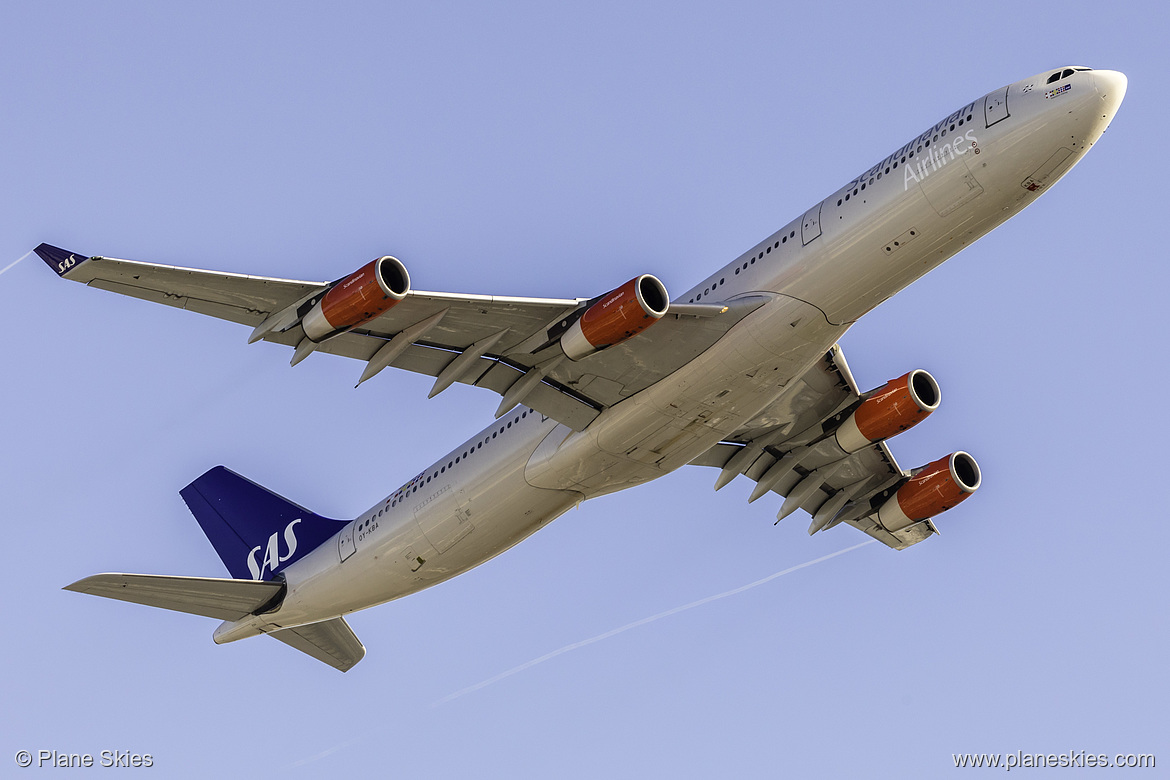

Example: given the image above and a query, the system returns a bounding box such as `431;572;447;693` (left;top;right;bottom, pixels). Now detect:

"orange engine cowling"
560;275;669;361
877;452;981;532
301;256;410;342
833;369;940;452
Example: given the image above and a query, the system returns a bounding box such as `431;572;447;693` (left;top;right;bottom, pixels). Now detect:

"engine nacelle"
560;275;669;361
877;451;981;532
301;256;410;342
834;369;940;452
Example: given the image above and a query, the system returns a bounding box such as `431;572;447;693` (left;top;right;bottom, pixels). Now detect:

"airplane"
38;66;1126;672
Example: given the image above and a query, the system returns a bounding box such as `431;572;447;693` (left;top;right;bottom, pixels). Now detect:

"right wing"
37;244;765;431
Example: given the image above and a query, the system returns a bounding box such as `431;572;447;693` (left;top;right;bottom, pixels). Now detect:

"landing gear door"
338;522;356;562
984;86;1009;127
801;201;823;245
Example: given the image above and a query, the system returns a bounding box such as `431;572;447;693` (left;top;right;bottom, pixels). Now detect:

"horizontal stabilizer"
270;617;365;672
64;573;284;621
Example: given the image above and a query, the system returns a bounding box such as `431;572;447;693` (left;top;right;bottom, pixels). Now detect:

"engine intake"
833;369;940;452
877;451;981;532
302;256;410;342
560;275;669;361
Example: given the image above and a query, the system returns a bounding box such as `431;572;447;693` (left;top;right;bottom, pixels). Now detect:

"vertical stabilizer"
180;466;346;581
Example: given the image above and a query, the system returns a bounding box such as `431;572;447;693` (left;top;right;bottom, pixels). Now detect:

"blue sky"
2;2;1166;777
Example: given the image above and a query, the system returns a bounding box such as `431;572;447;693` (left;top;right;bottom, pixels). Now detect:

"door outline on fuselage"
801;201;823;245
338;522;356;562
984;86;1009;127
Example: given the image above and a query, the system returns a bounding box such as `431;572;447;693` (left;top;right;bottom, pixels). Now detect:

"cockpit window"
1047;67;1085;84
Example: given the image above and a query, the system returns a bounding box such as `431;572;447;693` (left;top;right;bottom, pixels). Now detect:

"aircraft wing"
36;244;764;431
687;345;937;550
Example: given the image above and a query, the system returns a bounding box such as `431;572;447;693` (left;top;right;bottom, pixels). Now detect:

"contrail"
432;539;877;707
286;733;371;768
0;250;33;277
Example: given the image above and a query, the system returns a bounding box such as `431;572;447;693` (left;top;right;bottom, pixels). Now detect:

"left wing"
36;244;763;431
688;345;980;550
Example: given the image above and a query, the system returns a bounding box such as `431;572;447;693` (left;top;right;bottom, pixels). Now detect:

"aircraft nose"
1092;69;1127;118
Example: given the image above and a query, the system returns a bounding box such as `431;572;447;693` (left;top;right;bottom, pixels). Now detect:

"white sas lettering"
280;518;301;562
245;518;302;580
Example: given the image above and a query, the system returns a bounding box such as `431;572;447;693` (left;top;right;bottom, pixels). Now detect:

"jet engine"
833;369;940;452
876;451;981;532
560;275;669;361
301;256;410;342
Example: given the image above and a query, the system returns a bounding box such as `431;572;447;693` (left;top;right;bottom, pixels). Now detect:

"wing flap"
64;573;284;621
269;617;365;672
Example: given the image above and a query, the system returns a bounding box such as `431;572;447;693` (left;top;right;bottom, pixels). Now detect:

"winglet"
34;243;89;277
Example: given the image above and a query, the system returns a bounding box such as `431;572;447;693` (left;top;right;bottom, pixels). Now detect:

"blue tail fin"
180;467;346;581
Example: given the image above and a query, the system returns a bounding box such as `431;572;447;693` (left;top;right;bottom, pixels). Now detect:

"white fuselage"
216;68;1124;643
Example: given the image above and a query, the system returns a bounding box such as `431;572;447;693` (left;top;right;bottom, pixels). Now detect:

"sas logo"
246;519;301;580
57;254;77;274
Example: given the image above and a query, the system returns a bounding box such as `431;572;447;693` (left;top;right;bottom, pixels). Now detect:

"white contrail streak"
286;734;370;768
0;250;34;277
432;539;877;707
